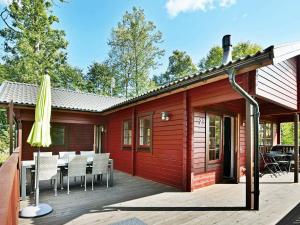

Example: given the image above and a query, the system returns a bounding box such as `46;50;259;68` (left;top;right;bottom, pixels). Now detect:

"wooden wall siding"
191;111;223;190
22;121;94;160
105;108;133;174
189;73;249;107
239;123;246;176
105;93;184;189
256;58;298;110
16;108;103;125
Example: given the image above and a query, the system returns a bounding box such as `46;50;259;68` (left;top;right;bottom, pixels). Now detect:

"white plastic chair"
80;151;95;157
38;156;59;196
89;154;110;190
62;155;87;194
33;152;52;159
59;151;76;160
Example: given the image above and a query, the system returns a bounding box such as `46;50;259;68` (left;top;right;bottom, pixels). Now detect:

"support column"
18;121;22;163
246;102;254;209
294;113;299;183
8;100;14;155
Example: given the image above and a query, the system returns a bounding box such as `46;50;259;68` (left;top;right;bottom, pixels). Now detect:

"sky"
1;0;300;76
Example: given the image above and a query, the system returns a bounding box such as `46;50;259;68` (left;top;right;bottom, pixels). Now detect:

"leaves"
199;42;262;71
107;7;164;97
154;50;197;86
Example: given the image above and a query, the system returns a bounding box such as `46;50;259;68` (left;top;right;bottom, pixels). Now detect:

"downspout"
222;35;260;210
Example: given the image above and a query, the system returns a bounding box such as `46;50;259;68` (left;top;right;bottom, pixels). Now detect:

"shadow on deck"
19;171;300;225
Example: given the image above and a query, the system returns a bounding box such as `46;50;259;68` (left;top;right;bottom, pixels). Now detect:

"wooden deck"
20;171;300;225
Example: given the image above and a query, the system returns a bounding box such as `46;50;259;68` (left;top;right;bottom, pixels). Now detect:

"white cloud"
219;0;236;7
166;0;237;17
0;0;12;6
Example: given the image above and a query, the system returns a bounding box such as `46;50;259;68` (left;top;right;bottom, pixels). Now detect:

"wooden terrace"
19;170;300;225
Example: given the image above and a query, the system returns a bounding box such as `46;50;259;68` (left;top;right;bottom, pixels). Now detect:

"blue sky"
2;0;300;76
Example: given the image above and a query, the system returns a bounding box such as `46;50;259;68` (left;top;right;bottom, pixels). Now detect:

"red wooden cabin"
1;37;300;198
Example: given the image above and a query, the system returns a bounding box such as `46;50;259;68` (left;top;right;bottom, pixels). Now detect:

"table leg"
21;165;27;201
109;160;114;187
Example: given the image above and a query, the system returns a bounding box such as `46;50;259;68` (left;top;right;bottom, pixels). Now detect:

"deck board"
20;171;300;225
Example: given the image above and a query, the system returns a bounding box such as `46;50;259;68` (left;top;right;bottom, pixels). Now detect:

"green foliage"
0;0;68;86
153;50;197;86
84;62;116;96
107;7;164;97
0;110;9;164
57;65;86;91
280;122;300;145
199;42;262;71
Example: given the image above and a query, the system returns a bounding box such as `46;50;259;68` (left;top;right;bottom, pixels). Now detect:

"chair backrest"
33;151;52;160
92;154;109;175
68;155;87;177
38;156;58;181
102;153;110;158
80;151;95;157
59;151;76;161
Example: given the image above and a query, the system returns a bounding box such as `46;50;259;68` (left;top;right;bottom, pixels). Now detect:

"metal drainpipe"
227;68;260;210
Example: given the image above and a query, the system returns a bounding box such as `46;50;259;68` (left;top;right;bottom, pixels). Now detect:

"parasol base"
19;203;53;218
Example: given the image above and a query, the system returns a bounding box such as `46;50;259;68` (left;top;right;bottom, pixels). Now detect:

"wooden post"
234;114;240;183
8;101;14;155
276;122;281;145
93;125;97;152
246;101;254;209
131;107;136;176
294;113;299;183
18;121;22;162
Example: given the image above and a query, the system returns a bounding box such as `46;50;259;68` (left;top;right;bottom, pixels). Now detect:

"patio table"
21;157;114;201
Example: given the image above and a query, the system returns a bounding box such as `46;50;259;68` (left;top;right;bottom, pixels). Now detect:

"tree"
199;42;262;71
57;65;86;91
107;7;164;97
85;62;117;96
153;50;197;86
0;0;68;86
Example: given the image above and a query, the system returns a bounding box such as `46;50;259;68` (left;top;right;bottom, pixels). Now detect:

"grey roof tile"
0;81;126;112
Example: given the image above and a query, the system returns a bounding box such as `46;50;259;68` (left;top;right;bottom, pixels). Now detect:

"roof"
1;41;300;114
101;42;300;113
0;81;126;112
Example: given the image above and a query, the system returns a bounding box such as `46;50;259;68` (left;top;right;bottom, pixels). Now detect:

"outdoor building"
0;40;299;192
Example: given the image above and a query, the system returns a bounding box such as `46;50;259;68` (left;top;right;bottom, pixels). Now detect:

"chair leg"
81;176;83;187
54;177;57;197
92;174;94;191
67;176;70;194
61;174;64;190
106;173;108;188
84;175;86;191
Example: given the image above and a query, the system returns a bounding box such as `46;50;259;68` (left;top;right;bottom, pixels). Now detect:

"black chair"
260;153;280;177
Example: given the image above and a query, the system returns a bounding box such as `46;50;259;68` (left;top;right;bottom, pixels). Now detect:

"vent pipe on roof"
222;34;232;64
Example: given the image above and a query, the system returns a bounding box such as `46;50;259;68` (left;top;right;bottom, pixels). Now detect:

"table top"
22;157;112;168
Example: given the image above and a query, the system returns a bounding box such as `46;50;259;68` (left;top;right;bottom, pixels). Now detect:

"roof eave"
101;49;274;114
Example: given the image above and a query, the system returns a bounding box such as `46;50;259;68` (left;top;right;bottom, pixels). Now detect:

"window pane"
51;126;65;145
208;115;221;161
259;122;273;146
139;116;151;147
123;120;132;146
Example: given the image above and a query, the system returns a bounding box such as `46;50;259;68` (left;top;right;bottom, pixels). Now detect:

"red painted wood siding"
239;122;246;176
191;111;224;190
256;58;298;110
105;93;185;189
22;121;94;160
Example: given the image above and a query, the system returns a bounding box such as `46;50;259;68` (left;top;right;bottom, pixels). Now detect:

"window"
208;115;222;161
259;122;272;146
51;126;65;145
138;115;152;149
123;120;132;146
